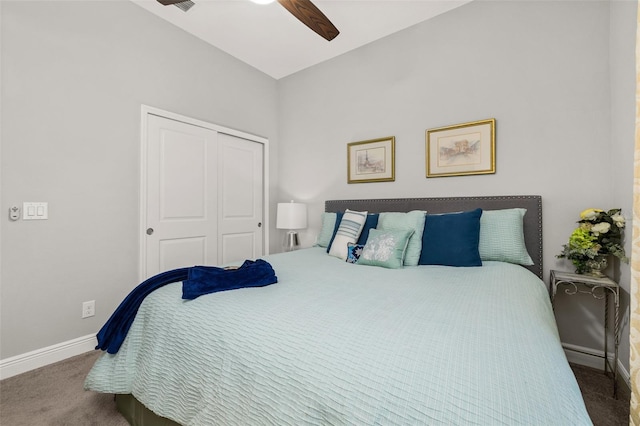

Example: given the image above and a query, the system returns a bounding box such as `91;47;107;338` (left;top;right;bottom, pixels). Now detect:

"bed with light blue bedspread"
85;247;591;425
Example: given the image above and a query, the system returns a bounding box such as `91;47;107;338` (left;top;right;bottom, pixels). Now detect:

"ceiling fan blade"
156;0;195;12
277;0;339;41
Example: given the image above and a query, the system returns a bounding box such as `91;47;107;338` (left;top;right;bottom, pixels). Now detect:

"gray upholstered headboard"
325;195;543;279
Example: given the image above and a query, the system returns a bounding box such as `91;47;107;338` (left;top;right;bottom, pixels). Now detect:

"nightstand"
549;270;620;398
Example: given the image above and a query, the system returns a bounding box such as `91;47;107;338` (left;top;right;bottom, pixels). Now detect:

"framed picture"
426;119;496;178
347;136;395;184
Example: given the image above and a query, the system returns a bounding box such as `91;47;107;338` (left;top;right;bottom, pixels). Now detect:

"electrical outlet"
82;300;95;318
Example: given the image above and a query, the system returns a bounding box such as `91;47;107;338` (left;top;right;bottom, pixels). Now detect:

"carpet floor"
570;363;630;425
1;351;127;426
0;351;631;425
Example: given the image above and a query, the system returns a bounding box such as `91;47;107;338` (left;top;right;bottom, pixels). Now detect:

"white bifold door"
143;113;265;279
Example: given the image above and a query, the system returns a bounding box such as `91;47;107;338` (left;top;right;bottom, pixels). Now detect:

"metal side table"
550;269;620;398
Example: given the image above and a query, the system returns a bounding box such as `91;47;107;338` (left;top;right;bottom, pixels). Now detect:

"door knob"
146;228;154;235
258;222;262;228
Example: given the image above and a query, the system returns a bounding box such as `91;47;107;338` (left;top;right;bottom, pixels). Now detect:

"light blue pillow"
479;208;533;265
315;212;337;248
377;210;426;266
358;228;415;269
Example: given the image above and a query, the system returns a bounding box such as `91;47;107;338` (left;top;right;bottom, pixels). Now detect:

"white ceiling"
131;0;472;79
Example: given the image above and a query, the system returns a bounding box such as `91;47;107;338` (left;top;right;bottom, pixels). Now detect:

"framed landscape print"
347;136;395;183
426;119;496;178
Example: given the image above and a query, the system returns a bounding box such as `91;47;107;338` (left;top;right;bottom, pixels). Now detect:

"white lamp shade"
276;202;307;230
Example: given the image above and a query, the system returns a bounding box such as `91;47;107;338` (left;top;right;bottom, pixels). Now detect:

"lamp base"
283;230;299;252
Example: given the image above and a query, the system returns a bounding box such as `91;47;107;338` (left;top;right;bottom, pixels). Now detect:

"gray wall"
278;0;636;373
0;1;278;359
2;0;637;378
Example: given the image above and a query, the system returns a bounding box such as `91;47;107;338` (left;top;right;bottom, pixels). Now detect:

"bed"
84;195;592;425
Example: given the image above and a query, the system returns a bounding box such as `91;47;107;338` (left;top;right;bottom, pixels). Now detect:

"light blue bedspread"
85;248;592;425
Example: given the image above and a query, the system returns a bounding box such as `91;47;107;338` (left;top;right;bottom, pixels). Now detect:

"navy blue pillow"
326;211;344;253
357;213;379;245
346;243;364;264
418;208;483;267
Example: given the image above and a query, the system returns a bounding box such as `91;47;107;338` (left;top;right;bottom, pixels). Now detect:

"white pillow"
328;209;368;260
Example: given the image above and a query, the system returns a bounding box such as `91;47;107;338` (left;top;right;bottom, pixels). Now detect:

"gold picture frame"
347;136;395;184
426;119;496;178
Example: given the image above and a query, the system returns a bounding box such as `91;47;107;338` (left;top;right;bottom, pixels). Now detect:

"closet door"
144;114;218;278
141;109;268;280
217;133;264;264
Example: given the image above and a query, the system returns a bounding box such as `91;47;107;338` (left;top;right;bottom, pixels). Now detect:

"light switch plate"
23;202;48;220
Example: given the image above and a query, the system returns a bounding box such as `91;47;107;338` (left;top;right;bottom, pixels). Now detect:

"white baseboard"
563;342;631;390
0;334;97;380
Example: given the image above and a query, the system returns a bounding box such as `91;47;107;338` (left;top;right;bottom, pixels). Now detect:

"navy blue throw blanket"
182;259;277;300
95;259;277;354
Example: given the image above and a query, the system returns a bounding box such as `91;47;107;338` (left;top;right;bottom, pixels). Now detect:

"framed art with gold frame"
347;136;395;184
426;119;495;178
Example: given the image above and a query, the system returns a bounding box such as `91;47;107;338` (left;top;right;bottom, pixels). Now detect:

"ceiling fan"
156;0;340;41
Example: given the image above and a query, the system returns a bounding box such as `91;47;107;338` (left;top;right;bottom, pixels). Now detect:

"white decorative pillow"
377;210;427;266
328;209;368;260
479;208;534;265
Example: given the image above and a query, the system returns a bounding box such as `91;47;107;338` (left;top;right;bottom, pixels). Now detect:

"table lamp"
276;201;307;252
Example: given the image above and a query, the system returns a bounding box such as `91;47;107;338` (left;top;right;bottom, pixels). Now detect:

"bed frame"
326;195;543;278
114;195;543;425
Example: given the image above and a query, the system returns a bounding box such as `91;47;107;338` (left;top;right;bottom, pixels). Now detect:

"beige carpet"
0;351;631;425
0;351;127;426
571;363;630;426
